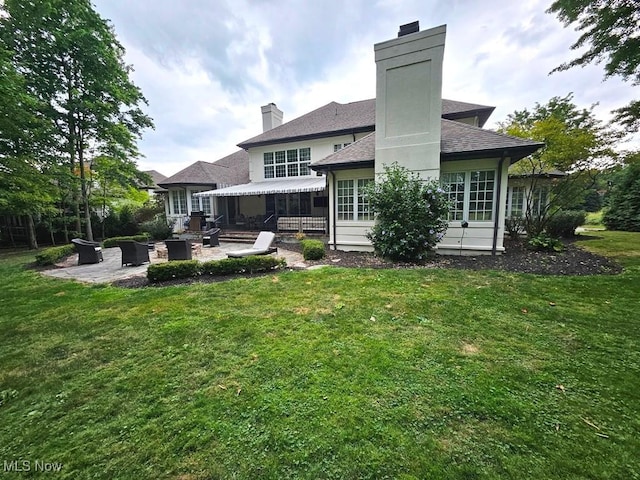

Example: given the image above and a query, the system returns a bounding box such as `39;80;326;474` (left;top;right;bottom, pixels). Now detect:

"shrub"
364;163;449;262
545;210;586;238
505;216;524;240
147;260;200;283
103;234;149;248
527;232;564;252
34;244;76;266
140;215;174;240
300;239;325;260
200;256;285;276
585;210;603;226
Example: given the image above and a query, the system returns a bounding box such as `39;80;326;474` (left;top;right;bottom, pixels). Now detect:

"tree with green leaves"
498;94;618;236
364;163;450;262
0;0;153;242
548;0;640;131
0;46;58;248
603;151;640;231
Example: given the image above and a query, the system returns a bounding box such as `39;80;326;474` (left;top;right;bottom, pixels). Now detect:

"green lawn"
1;232;639;479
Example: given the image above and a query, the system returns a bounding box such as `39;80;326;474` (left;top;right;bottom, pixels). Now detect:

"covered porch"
195;177;329;234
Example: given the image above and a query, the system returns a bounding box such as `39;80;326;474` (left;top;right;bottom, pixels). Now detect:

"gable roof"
238;99;376;149
310;120;544;171
237;98;496;149
158;150;249;188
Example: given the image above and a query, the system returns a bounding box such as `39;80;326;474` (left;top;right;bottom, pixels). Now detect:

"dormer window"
264;147;311;178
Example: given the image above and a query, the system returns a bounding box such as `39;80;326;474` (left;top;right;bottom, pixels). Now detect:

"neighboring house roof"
237;98;496;149
141;169;168;192
158;150;249;188
508;167;567;178
311;121;544;171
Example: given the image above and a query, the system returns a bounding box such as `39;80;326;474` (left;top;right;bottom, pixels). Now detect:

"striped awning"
194;176;327;197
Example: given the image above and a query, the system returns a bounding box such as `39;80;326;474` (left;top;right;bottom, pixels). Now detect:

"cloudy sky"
92;0;638;176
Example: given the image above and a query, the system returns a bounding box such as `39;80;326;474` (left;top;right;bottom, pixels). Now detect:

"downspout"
329;168;338;250
492;152;507;255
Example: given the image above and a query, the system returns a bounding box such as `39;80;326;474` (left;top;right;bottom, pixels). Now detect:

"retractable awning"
194;176;327;197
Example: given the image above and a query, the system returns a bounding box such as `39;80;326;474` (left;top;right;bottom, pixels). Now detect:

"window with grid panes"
440;172;465;221
469;170;494;221
509;186;525;217
171;190;187;215
263;147;312;178
441;170;496;222
337;180;354;220
357;179;374;220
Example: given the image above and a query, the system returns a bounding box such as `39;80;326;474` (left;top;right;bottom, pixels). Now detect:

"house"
157;150;249;231
193;22;543;254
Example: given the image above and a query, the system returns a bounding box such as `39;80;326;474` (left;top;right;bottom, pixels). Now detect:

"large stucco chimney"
261;103;283;132
374;23;446;180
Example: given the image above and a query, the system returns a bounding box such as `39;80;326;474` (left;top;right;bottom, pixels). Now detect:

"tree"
0;46;57;248
603;151;640;231
364;163;449;262
548;0;640;131
498;94;618;236
0;0;153;241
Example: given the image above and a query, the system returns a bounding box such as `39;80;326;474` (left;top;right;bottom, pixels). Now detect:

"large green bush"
34;244;76;266
140;215;174;240
300;239;325;260
545;210;586;238
603;162;640;231
364;163;449;262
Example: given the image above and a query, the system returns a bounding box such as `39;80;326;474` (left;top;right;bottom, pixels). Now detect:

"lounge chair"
202;228;220;247
71;238;104;265
118;240;150;266
165;239;192;261
227;231;277;258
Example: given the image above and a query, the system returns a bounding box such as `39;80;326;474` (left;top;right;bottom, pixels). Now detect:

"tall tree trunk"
78;130;93;241
27;214;38;249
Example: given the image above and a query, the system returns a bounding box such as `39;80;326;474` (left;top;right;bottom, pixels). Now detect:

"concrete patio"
42;241;307;284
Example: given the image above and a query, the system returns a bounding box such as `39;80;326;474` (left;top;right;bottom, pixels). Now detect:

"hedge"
545;210;586;238
35;244;76;266
300;239;325;260
103;234;150;248
147;256;286;283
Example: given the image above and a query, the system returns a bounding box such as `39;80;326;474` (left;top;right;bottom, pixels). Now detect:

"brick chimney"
261;103;283;132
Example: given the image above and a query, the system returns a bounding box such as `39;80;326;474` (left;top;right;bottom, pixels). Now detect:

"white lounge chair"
227;231;277;258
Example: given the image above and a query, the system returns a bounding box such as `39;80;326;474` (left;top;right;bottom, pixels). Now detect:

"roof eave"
441;144;544;163
311;159;375;172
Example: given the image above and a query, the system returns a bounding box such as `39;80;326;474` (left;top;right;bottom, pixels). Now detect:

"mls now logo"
4;460;63;472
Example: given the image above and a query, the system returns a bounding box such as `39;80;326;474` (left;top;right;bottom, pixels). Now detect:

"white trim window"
264;147;311;178
171;190;187;215
531;186;550;215
333;142;352;152
441;170;496;222
508;186;525;218
337;178;373;221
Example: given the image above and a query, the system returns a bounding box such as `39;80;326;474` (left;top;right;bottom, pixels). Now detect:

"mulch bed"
112;236;622;289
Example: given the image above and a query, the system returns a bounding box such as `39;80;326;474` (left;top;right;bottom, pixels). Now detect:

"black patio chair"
118;240;150;266
202;228;220;247
165;239;192;261
71;238;104;265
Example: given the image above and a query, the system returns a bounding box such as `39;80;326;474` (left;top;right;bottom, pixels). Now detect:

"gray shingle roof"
238;98;497;149
440;119;543;160
141;170;168;191
158;150;249;188
238;99;376;149
311;120;544;170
